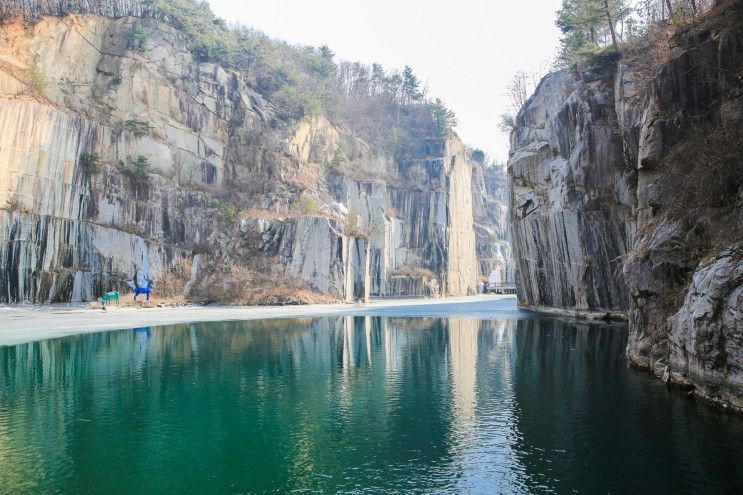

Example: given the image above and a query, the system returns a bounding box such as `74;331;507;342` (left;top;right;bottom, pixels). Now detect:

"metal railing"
487;284;517;295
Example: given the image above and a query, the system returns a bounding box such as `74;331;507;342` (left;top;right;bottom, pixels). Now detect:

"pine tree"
431;98;457;137
557;0;626;60
319;45;334;61
383;72;403;103
401;65;422;105
370;63;385;96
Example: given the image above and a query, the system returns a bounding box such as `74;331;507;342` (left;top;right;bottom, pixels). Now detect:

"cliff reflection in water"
1;316;742;494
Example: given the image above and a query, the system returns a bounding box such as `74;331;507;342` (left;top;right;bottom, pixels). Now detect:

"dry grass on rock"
190;263;336;306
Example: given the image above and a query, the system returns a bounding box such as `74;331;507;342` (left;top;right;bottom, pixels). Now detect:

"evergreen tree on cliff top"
401;65;424;105
555;0;721;65
557;0;626;60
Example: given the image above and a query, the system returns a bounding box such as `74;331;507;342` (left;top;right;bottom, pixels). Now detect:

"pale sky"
206;0;562;163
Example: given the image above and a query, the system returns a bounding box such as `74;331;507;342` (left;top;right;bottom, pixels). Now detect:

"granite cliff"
509;3;743;411
0;1;512;304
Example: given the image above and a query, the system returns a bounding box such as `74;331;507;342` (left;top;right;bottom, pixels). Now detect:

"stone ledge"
517;303;629;322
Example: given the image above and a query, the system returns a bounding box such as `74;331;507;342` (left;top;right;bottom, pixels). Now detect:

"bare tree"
499;70;543;133
506;71;531;112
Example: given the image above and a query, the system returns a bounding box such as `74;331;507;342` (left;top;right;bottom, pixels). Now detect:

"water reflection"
0;316;741;493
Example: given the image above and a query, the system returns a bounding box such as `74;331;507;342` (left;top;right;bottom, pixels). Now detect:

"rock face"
622;7;743;411
508;4;743;410
472;160;514;286
509;69;633;314
0;10;508;303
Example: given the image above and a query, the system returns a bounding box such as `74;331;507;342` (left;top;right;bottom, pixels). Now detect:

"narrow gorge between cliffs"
0;0;742;493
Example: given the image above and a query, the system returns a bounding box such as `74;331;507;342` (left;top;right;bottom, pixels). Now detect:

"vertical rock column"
343;236;371;303
445;146;477;296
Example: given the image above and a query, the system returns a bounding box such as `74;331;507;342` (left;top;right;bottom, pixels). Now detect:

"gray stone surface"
508;70;633;313
508;7;743;410
0;13;510;303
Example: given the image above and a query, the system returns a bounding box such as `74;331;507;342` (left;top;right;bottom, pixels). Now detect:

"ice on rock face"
494;244;503;262
333;202;349;216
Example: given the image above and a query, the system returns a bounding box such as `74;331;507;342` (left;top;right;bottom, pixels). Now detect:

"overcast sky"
206;0;562;163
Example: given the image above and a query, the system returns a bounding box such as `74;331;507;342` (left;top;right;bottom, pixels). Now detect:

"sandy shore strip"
0;295;519;346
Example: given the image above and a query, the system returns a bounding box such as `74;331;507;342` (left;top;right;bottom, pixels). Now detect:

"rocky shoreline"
508;3;743;411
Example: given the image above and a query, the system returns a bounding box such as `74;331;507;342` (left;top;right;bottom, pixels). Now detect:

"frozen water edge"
0;295;521;346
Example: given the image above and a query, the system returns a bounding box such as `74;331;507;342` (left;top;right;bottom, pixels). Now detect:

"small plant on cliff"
26;63;47;95
343;209;363;236
406;163;428;184
191;240;211;256
370;217;386;237
330;146;347;170
122;155;151;180
290;194;319;216
211;199;237;223
126;22;148;51
80;152;101;174
123;119;150;137
111;75;122;85
3;194;24;212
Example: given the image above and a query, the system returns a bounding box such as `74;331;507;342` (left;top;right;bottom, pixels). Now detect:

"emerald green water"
1;305;742;493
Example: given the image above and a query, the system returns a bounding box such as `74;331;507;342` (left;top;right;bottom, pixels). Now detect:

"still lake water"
1;301;742;494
